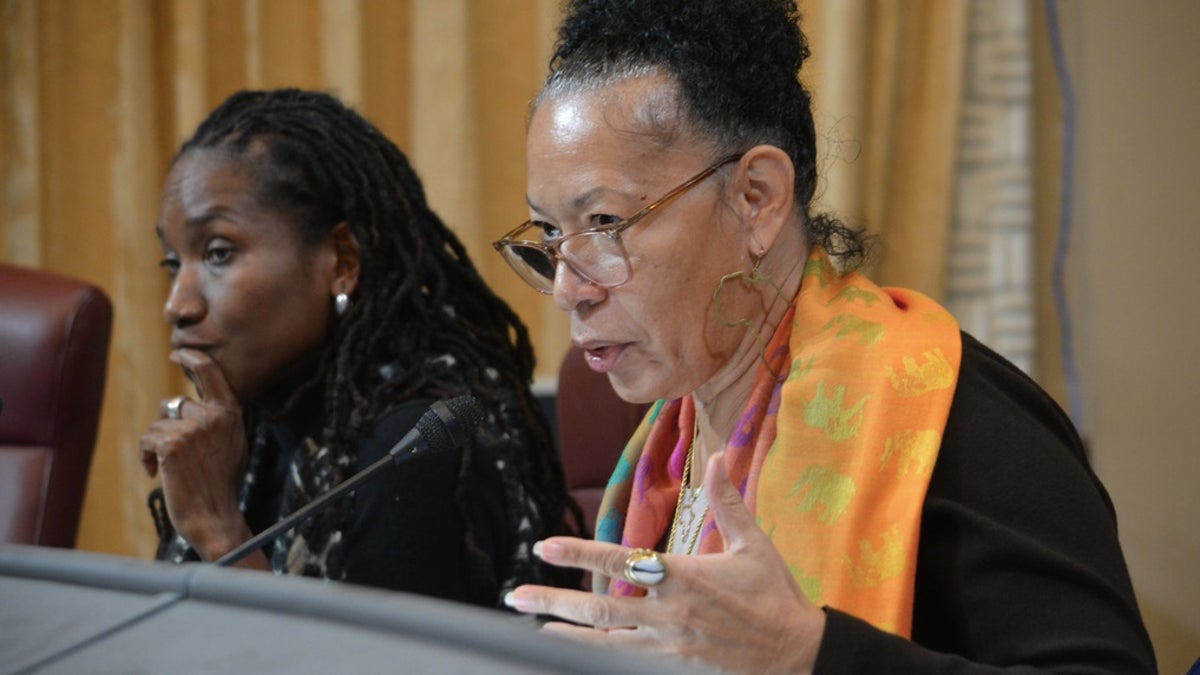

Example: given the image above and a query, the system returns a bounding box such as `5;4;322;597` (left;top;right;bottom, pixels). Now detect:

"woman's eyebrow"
154;208;231;243
183;207;232;229
570;186;606;211
527;185;629;216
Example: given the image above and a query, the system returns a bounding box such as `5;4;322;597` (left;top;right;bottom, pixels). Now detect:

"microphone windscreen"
418;395;485;453
442;394;485;445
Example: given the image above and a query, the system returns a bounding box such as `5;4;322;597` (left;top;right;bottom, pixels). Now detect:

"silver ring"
623;548;667;588
164;395;188;420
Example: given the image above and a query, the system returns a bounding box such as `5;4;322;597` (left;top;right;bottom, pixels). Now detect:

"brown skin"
506;455;824;674
526;77;808;472
139;149;359;566
141;349;260;566
507;76;826;673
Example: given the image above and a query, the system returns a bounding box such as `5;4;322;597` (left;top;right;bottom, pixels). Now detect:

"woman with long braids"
139;88;581;606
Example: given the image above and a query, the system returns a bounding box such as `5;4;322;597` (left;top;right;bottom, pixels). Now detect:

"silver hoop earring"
335;292;350;316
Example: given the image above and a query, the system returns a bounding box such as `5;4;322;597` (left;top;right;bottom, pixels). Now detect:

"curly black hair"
539;0;868;267
164;88;583;594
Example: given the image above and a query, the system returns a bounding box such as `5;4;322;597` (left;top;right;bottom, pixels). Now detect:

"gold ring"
623;548;667;588
163;395;188;420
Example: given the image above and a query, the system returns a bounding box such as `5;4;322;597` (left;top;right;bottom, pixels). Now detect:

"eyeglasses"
492;154;742;294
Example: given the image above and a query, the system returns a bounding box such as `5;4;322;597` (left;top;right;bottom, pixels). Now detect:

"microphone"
214;395;484;568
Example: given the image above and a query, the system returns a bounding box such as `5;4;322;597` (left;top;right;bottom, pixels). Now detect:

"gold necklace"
667;418;707;555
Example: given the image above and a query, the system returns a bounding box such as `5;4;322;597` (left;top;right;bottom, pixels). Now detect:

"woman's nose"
163;266;204;327
552;259;607;312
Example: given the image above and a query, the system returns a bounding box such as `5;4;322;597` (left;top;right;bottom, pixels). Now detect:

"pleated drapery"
2;1;1058;560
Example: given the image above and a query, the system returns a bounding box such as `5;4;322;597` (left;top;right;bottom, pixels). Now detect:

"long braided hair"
154;88;582;596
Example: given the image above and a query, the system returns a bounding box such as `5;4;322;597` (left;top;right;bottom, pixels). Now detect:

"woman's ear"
733;145;797;256
329;221;361;296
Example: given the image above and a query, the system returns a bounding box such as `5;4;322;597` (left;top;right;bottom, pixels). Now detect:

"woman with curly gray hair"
496;1;1156;671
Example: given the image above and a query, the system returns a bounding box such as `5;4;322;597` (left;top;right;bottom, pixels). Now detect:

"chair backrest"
555;345;649;536
0;263;112;547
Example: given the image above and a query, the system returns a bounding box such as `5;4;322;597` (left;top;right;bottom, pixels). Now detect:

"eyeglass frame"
492;153;744;294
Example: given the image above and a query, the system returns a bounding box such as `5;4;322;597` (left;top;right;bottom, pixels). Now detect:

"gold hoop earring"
711;251;787;380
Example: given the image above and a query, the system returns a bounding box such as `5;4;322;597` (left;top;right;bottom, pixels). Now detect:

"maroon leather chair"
556;345;649;535
0;263;112;547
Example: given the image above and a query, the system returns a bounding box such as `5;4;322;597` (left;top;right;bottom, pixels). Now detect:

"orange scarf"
594;248;961;637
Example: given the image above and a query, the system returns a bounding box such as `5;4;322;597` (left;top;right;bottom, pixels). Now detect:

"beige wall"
1067;2;1200;671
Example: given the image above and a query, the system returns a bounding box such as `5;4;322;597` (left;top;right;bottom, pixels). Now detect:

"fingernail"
532;540;562;562
503;591;532;612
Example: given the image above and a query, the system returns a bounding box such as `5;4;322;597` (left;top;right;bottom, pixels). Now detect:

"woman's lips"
170;339;216;353
582;343;628;374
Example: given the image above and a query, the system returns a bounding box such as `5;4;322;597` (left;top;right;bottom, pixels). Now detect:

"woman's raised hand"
505;453;827;674
139;348;256;564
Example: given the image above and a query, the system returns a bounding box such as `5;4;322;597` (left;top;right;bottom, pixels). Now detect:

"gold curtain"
804;0;968;296
0;0;565;558
1;0;974;558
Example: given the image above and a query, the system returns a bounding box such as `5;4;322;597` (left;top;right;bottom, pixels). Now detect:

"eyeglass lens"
507;245;556;281
561;234;628;285
504;231;630;289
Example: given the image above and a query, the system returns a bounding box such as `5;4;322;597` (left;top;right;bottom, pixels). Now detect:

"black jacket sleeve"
814;333;1157;674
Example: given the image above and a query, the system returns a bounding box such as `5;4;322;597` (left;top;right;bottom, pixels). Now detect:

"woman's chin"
608;369;668;405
